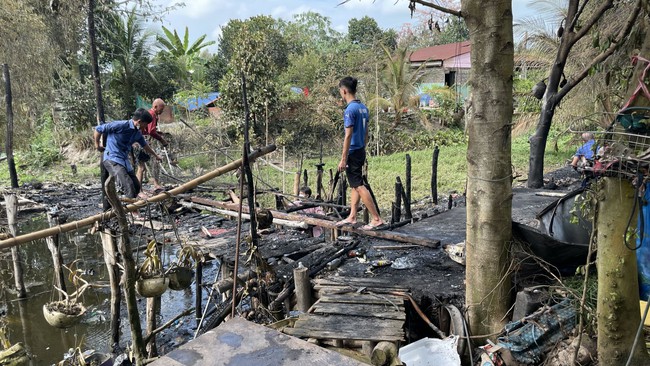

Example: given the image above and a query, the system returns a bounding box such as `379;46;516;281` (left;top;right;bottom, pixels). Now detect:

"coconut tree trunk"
596;178;648;365
462;0;514;339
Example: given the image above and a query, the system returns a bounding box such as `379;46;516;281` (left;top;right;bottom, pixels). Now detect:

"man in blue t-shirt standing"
93;108;162;199
336;76;385;230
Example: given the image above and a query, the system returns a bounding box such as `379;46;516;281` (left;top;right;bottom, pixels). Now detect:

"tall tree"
102;6;155;115
219;16;288;71
399;0;513;339
348;16;397;49
526;0;643;188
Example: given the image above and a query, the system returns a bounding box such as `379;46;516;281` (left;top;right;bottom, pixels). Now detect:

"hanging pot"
136;276;169;297
168;267;194;291
43;301;86;329
532;80;547;100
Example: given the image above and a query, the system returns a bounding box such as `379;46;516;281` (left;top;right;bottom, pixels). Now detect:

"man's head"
339;76;358;101
299;186;312;198
132;108;153;128
581;132;594;141
152;98;165;115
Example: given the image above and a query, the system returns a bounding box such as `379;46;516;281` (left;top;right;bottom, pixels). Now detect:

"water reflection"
0;214;216;365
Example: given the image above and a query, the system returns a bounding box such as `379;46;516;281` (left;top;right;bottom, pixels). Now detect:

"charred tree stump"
397;177;411;221
431;146;439;205
100;229;121;353
293;265;312;313
3;65;18;188
46;212;66;298
4;193;25;298
104;177;146;364
405;155;412;220
316;164;324;200
392;178;402;224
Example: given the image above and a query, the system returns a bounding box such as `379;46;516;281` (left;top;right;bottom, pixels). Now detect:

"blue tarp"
181;92;220;111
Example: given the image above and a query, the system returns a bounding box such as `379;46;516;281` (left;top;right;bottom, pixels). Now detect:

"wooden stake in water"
46;212;66;298
100;229;121;353
4;193;26;298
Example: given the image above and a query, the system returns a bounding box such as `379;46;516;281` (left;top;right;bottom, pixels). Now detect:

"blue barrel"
637;182;650;299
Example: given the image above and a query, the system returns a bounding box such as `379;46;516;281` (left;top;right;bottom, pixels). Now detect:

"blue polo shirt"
344;100;369;152
575;139;595;160
95;120;147;172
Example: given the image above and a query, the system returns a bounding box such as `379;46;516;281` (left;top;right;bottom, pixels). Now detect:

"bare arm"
144;144;162;161
93;130;104;152
338;127;353;172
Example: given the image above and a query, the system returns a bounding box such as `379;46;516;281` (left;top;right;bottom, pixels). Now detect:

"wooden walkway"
283;277;408;343
150;318;366;366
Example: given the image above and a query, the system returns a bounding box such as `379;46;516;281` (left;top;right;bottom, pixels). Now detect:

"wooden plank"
314;277;410;290
314;285;410;293
318;293;405;306
293;314;404;335
284;327;404;342
312;303;405;320
150;318;366;366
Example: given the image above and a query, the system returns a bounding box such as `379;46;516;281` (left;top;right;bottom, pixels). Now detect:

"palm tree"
157;26;215;85
101;6;155;115
371;45;426;126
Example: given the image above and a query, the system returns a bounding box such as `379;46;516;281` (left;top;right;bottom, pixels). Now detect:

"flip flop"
360;223;388;231
335;219;356;227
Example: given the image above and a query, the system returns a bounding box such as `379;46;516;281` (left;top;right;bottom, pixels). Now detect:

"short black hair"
339;76;358;94
133;108;153;123
299;186;312;197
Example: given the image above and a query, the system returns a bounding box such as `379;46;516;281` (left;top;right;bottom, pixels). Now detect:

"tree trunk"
3;64;19;189
596;178;648;365
462;0;514;339
87;0;109;210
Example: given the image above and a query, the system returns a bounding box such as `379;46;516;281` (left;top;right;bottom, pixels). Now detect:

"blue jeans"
103;160;140;198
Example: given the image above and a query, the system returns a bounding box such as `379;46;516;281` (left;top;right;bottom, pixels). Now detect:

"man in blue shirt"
336;76;385;230
570;132;595;170
93;108;161;199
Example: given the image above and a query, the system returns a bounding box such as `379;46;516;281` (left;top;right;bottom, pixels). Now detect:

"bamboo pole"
4;193;26;298
0;144;276;249
187;197;440;248
179;202;308;229
146;297;159;358
105;177;146;364
45;212;66;298
431;146;439;205
100;229;121;353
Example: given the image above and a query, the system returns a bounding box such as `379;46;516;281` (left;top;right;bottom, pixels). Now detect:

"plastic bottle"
326;258;343;270
370;259;392;268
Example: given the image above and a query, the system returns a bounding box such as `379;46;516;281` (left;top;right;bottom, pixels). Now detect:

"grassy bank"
0;131;574;213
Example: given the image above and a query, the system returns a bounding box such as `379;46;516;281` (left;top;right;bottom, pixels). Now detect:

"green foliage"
420;85;463;127
279;11;343;56
218;19;283;139
348;16;396;50
24;115;61;168
219;16;288;70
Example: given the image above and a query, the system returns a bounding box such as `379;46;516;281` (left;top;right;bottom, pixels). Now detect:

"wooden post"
4;193;26;298
405;154;412;220
195;261;203;326
303;169;308;188
431;146;439;205
45;212;66;298
282;146;286;194
220;259;233;301
146;297;159;357
448;193;453;210
293;171;301;196
316;164;324;200
3;64;19;188
397;176;411;221
293;266;312;313
393;178;402;224
371;342;398;366
100;229;121;353
104;177;146;363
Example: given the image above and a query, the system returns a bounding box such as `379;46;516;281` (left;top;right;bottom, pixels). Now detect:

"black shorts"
346;148;365;188
134;146;150;163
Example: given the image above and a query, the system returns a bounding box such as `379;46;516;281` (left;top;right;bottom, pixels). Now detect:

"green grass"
0;132;574;214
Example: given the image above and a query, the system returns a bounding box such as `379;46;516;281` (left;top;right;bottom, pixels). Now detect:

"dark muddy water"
0;214;218;365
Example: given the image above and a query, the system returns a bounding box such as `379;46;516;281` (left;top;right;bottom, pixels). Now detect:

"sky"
150;0;538;52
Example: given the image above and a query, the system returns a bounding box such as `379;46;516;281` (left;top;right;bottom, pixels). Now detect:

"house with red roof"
409;41;471;96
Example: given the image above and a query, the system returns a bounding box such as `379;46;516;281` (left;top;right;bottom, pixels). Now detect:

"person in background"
94;108;162;199
570;132;595;170
335;76;386;230
291;186;325;237
136;98;169;191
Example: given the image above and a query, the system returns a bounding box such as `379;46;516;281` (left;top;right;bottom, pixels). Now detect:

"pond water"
0;214;219;365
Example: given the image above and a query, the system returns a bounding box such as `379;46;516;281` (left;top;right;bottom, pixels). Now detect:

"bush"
25;115;61;168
